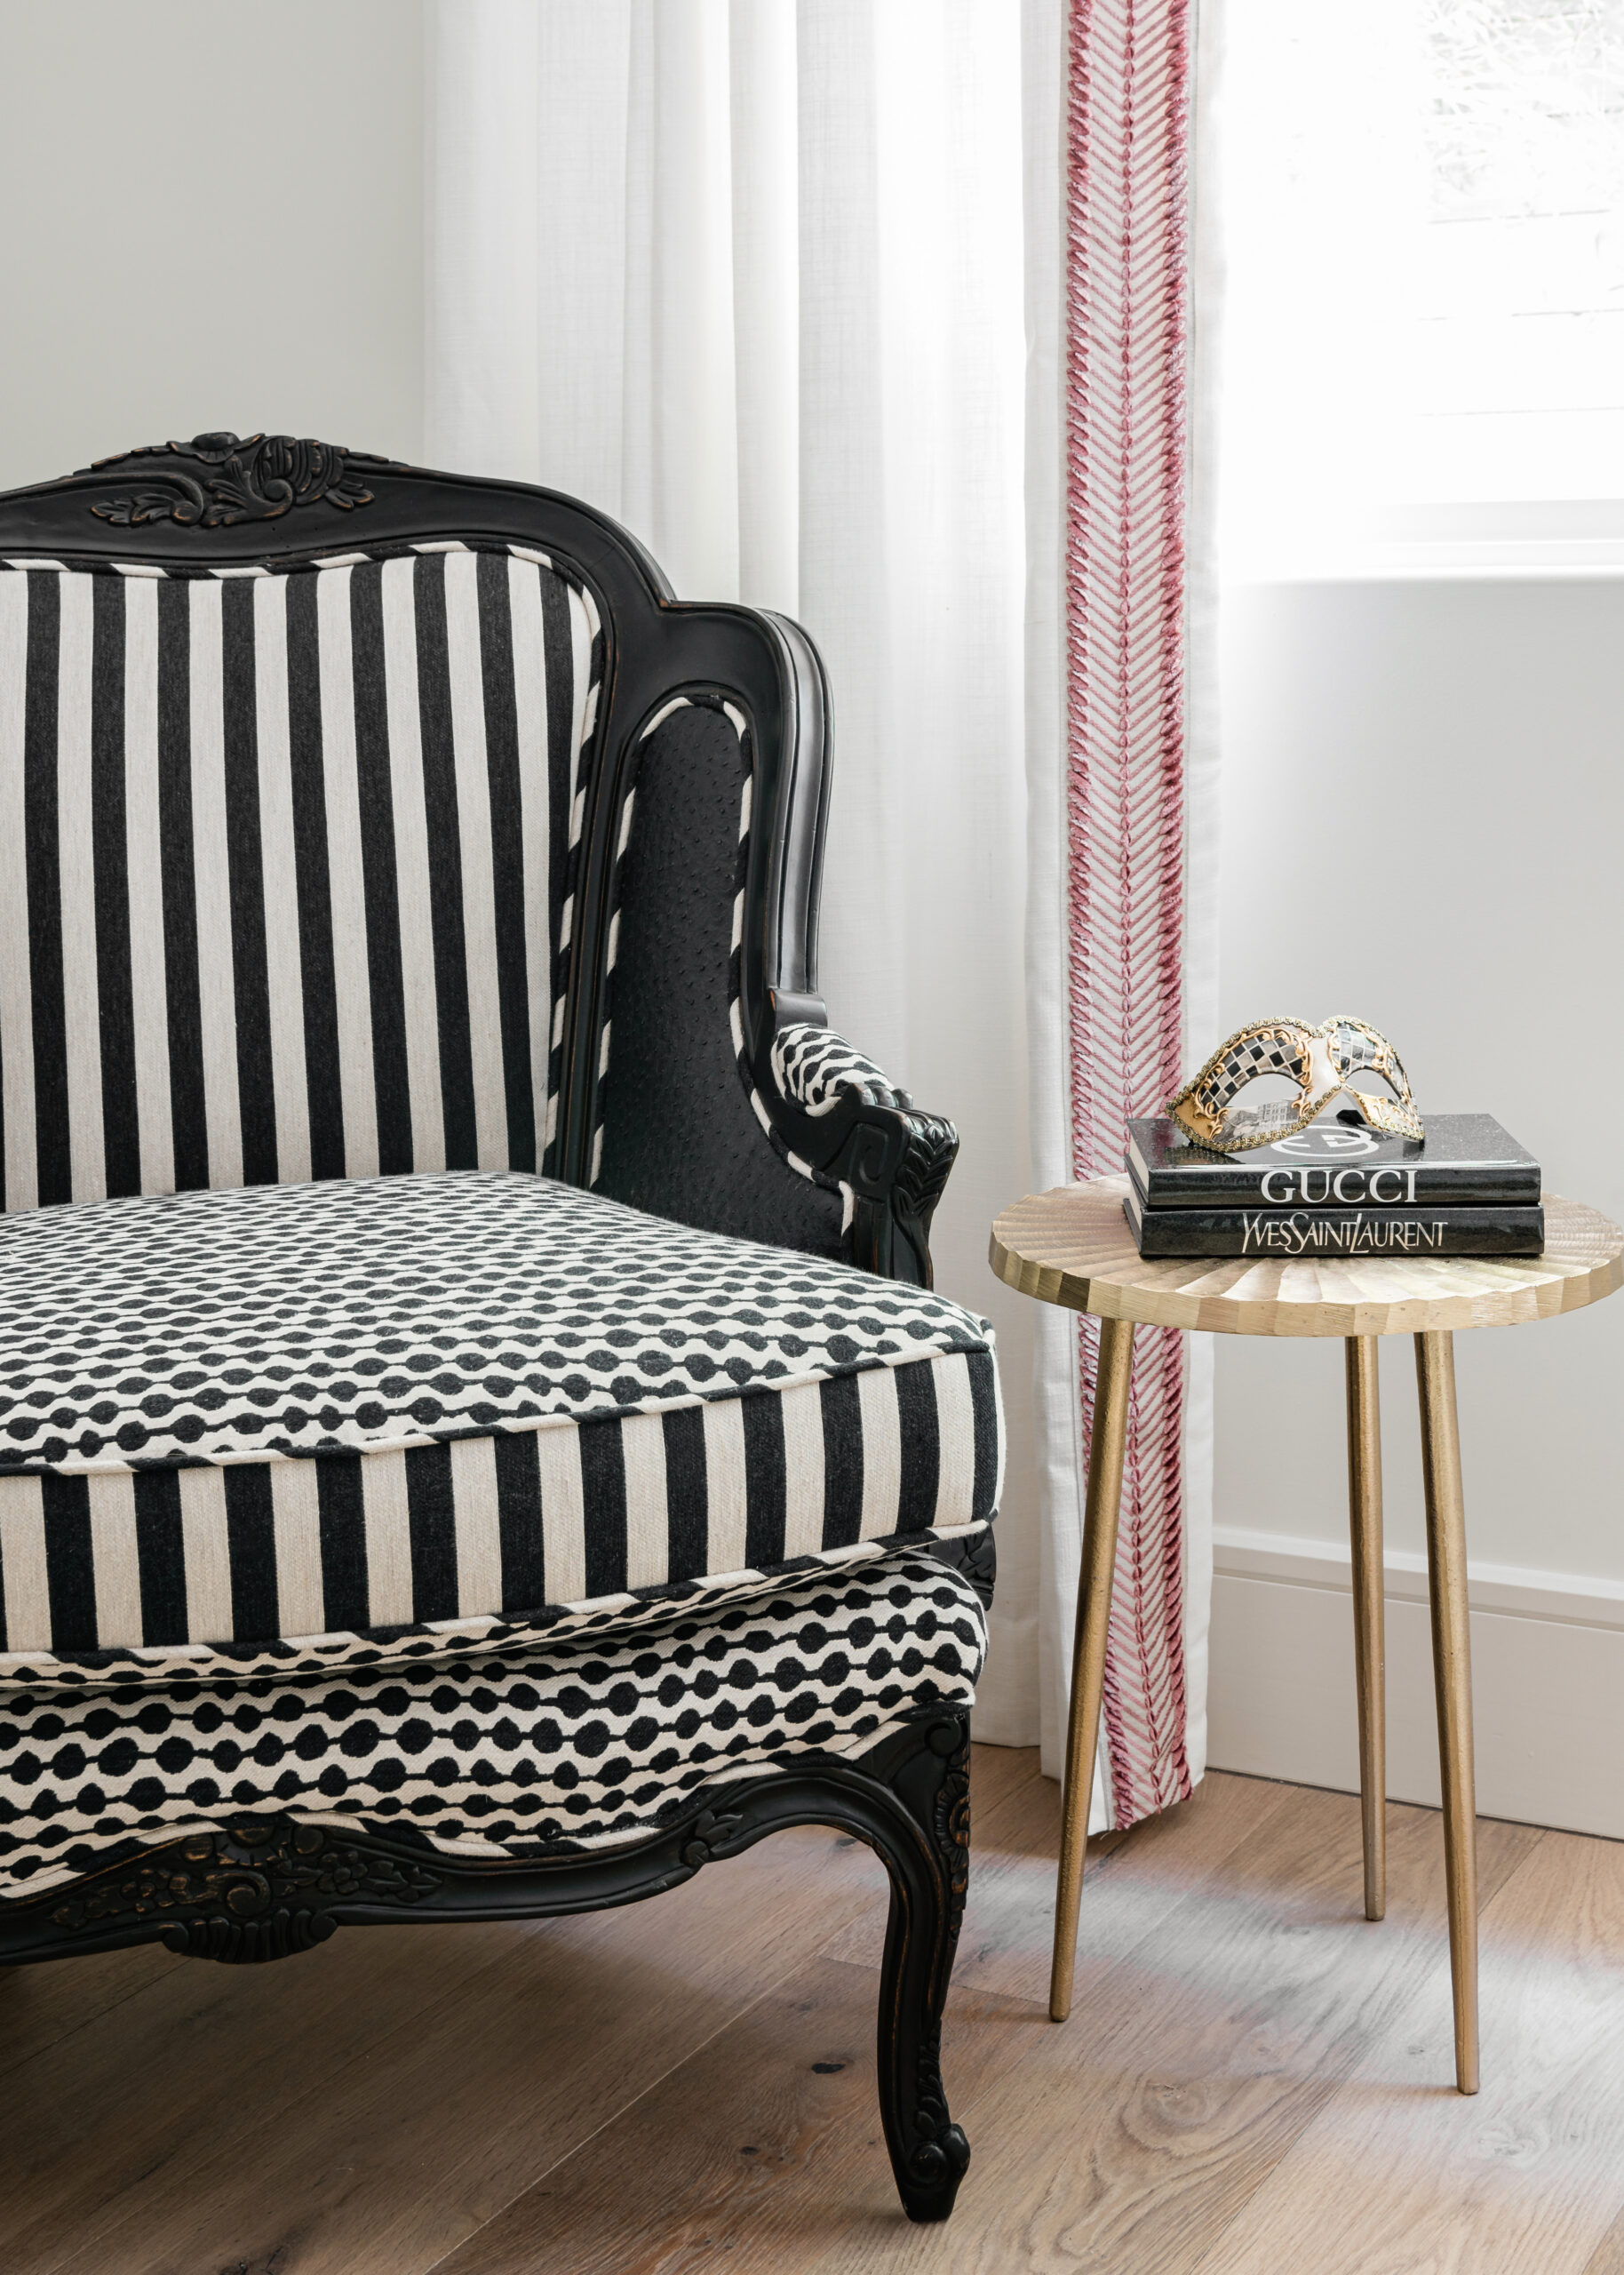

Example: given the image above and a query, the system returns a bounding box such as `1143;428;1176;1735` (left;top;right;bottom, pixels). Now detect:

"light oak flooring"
6;1749;1624;2273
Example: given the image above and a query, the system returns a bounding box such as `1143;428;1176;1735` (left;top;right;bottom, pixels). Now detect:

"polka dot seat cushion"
0;1170;1000;1674
0;1542;985;1898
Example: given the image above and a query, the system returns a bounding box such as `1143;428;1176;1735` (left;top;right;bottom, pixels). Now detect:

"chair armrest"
771;1024;912;1115
754;1012;959;1287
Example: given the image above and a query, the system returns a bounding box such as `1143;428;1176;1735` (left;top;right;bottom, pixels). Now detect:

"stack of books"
1124;1113;1543;1258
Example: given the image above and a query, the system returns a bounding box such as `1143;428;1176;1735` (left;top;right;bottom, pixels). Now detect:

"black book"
1124;1185;1545;1259
1126;1113;1539;1211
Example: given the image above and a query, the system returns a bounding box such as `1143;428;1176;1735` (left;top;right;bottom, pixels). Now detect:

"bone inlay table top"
989;1175;1624;1339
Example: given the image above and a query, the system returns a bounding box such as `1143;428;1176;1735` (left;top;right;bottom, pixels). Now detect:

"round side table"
990;1175;1624;2094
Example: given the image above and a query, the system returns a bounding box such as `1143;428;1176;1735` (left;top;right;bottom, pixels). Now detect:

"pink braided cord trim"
1066;0;1194;1825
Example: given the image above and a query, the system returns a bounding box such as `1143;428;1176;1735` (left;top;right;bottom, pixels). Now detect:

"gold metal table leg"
1344;1336;1386;1922
1049;1313;1134;2024
1415;1329;1480;2095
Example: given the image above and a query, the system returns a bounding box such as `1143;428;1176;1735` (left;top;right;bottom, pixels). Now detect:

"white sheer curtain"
426;0;1065;1744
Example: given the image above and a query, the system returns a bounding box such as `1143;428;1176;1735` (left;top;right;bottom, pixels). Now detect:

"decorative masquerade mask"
1166;1016;1423;1153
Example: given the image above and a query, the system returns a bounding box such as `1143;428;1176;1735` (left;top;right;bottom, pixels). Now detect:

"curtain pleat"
423;0;1215;1787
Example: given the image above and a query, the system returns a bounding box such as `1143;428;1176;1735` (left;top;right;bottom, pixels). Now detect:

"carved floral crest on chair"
83;429;389;528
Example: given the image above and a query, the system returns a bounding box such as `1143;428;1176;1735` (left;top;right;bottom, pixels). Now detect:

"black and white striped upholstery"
0;1542;985;1897
0;1169;1000;1665
0;549;599;1210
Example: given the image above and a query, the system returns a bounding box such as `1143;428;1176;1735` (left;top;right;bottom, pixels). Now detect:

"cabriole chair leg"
872;1712;974;2221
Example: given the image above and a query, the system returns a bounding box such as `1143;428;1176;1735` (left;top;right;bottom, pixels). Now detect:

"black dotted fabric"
0;1544;985;1896
593;704;846;1252
0;1169;983;1469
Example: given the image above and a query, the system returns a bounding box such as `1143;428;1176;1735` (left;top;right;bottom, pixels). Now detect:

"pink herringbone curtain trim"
1065;0;1193;1827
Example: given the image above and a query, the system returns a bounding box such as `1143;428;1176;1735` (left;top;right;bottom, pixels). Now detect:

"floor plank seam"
1;1962;182;2078
410;1883;892;2275
410;1988;792;2275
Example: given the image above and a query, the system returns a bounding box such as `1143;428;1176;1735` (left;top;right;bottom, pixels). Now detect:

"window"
1219;0;1624;574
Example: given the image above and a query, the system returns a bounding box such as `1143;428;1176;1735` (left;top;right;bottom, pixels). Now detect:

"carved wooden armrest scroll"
766;1023;959;1286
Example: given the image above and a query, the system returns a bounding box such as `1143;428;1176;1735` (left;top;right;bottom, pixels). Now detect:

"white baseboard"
1208;1526;1624;1840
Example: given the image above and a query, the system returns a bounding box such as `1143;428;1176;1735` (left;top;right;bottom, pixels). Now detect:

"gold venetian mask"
1166;1016;1423;1154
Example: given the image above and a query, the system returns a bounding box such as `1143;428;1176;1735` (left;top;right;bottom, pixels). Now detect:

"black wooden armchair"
0;434;999;2223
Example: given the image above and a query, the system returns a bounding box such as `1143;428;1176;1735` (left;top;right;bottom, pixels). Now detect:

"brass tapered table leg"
1049;1313;1134;2024
1344;1337;1386;1922
1415;1329;1479;2095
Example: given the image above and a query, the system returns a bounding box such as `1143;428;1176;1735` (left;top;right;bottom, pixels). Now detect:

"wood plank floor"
5;1749;1624;2273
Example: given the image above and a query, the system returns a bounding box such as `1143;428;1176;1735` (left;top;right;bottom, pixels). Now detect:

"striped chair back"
0;544;601;1210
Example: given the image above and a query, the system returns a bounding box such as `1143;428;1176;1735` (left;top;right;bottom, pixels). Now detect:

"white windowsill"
1229;551;1624;584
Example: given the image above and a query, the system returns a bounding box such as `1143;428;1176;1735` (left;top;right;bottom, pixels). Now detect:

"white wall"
1209;573;1624;1833
0;0;424;493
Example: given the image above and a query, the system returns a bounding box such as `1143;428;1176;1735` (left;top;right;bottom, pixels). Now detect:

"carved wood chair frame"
0;435;979;2223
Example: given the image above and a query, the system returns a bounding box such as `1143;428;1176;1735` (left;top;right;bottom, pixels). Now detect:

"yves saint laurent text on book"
1124;1186;1545;1260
